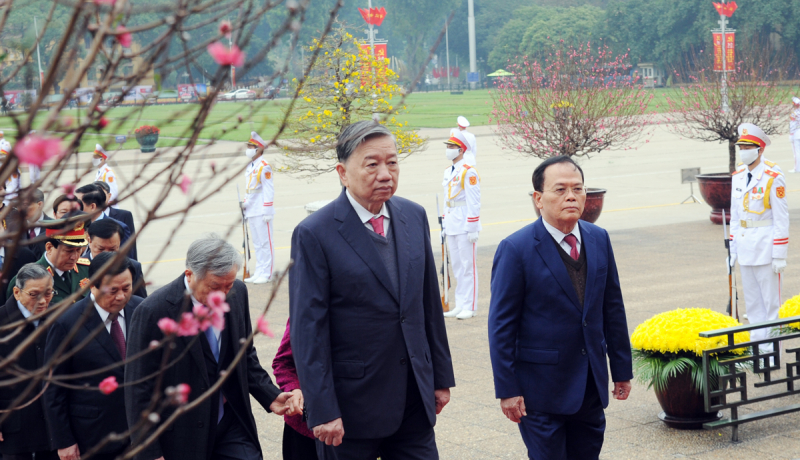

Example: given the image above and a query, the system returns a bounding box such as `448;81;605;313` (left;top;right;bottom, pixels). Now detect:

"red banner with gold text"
713;33;735;72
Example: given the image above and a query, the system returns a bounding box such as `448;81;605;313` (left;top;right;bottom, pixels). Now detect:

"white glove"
468;232;479;244
772;258;787;274
262;214;273;224
729;255;737;267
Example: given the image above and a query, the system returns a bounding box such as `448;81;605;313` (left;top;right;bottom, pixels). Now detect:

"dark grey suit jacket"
124;275;281;460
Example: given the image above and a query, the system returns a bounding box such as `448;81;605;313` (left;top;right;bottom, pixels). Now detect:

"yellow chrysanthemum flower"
630;308;750;356
779;294;800;329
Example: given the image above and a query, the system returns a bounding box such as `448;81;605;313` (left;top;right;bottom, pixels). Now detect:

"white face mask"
446;148;460;161
739;148;760;166
245;148;257;159
92;158;102;167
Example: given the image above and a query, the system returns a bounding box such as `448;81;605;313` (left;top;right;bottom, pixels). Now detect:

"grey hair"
336;121;395;163
15;263;51;290
185;235;242;279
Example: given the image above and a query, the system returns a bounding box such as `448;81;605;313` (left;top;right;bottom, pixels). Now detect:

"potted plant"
665;37;791;225
490;41;653;223
631;308;751;429
134;125;160;153
777;294;800;333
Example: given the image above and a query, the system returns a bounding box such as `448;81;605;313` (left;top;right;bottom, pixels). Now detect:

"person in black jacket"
0;246;37;305
0;263;57;460
43;252;142;460
94;181;137;261
85;219;147;298
20;189;52;260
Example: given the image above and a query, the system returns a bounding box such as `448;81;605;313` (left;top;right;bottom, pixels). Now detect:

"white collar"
16;300;36;326
184;276;202;306
44;254;65;277
452;159;466;169
90;292;125;323
542;218;582;246
345;189;390;224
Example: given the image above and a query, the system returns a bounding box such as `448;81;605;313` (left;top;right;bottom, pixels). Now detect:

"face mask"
739;148;759;165
92;158;102;167
446;148;460;161
245;148;257;159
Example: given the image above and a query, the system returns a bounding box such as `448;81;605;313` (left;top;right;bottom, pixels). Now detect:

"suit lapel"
533;219;582;313
334;192;399;304
81;300;122;361
387;200;410;309
580;222;598;320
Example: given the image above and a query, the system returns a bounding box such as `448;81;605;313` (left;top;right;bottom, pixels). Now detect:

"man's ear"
336;163;348;188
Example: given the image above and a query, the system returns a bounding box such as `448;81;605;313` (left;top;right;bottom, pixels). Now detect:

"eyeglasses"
547;187;586;197
21;289;55;301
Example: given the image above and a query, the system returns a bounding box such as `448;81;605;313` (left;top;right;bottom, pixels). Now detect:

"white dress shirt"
45;254;66;277
184;277;221;342
542;218;582;256
91;292;126;338
16;300;39;327
346;189;391;238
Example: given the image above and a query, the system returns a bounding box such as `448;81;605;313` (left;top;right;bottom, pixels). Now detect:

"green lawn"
0;88;677;153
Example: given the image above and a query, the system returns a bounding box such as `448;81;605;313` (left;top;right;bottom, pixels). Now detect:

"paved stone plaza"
54;123;800;458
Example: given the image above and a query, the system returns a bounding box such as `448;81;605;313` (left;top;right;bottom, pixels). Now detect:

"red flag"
358;7;387;26
712;1;737;17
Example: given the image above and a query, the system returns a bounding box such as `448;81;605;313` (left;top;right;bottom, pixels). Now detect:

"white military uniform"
442;157;481;315
790;97;800;172
0;140;18;206
450;116;477;165
94;144;119;206
242;132;274;282
730;125;789;355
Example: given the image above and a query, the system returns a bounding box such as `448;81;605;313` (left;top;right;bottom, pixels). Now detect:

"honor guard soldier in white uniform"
242;131;274;284
93;144;119;205
442;130;481;319
449;116;477;166
790;97;800;173
0;139;19;206
729;123;789;355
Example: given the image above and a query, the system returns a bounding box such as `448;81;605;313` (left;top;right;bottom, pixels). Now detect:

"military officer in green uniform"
8;218;90;305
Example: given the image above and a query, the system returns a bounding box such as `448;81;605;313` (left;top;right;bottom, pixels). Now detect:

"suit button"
581;349;587;355
197;421;204;427
583;321;588;327
400;358;407;365
401;316;405;323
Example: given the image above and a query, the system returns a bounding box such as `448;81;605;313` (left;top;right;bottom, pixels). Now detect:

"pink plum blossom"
219;20;232;38
179;174;192;194
207;42;245;67
177;312;200;336
257;315;274;338
14;135;65;166
158;317;179;335
99;376;118;394
176;383;191;404
61;183;76;199
116;26;132;48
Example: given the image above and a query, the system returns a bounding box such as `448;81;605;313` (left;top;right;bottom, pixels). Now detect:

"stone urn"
529;188;607;224
696;173;732;225
135;133;159;153
655;368;722;429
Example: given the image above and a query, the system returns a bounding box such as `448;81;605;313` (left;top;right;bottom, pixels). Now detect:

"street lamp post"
467;0;477;89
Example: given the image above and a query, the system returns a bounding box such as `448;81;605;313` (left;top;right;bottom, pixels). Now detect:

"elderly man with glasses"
0;263;58;460
488;155;633;460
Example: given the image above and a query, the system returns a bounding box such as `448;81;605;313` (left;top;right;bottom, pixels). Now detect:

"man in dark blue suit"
44;252;142;460
290;121;455;460
488;156;633;460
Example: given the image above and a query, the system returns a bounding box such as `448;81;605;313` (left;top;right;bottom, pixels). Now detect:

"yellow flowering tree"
630;308;751;393
281;23;427;175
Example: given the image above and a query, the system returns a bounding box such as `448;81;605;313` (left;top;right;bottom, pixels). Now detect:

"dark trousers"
212;407;262;460
518;373;606;460
3;452;58;460
282;423;318;460
315;372;437;460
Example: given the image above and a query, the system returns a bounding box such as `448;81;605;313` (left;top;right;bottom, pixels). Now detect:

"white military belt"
246;188;260;194
740;219;772;228
446;200;466;208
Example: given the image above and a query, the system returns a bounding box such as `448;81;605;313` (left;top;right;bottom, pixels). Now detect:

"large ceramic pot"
529;188;607;224
655;367;722;429
136;133;159;153
696;173;732;225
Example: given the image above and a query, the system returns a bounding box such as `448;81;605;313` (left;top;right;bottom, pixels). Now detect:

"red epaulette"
766;169;780;178
732;169;746;175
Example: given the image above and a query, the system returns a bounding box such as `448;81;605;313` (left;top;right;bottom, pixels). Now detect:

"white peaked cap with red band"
0;139;10;155
94;144;108;159
736;123;771;148
457;116;470;128
444;130;469;152
793;96;800;104
248;131;265;149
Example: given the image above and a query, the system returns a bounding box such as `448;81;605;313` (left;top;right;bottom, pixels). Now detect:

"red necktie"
369;216;385;237
110;315;126;358
29;228;36;239
563;234;579;261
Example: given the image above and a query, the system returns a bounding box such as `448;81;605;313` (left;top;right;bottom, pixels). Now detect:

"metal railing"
699;316;800;442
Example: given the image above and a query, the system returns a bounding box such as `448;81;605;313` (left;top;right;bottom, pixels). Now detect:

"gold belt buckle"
740;219;752;228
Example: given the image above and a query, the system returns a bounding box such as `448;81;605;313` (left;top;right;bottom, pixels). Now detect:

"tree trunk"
728;139;737;173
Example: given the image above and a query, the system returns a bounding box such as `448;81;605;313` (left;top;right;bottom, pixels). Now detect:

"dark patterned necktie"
110;314;126;358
